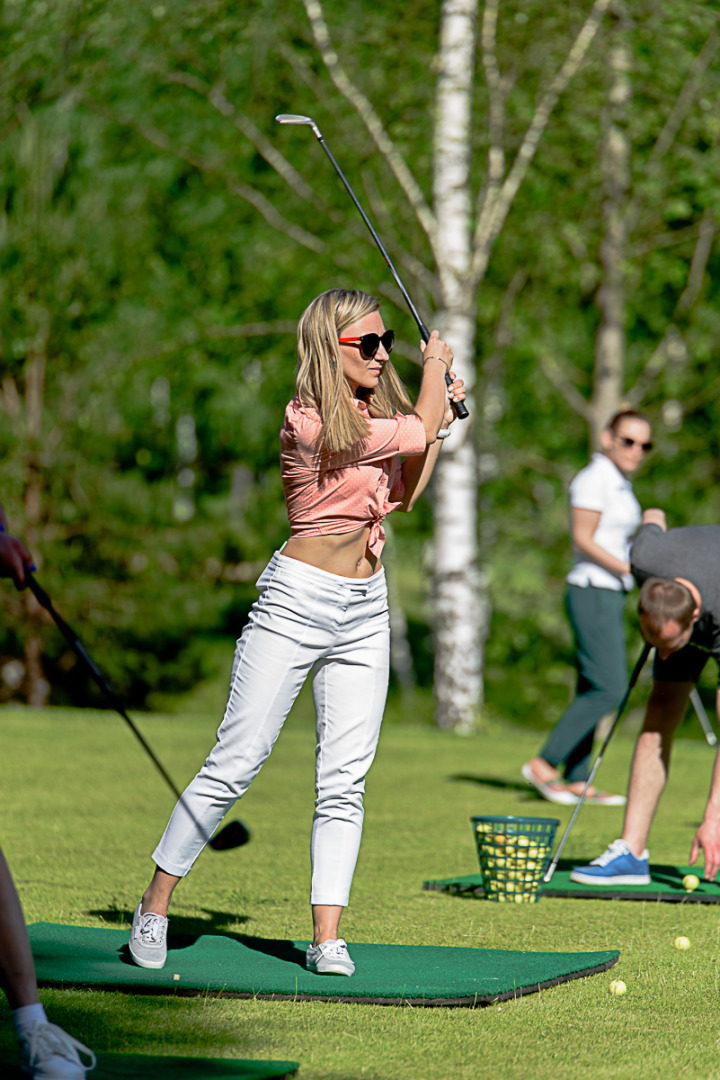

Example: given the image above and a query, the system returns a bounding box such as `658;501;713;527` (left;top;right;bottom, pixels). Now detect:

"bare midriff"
283;525;380;579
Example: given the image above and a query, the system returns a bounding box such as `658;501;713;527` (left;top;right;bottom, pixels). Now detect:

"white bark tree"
590;4;632;449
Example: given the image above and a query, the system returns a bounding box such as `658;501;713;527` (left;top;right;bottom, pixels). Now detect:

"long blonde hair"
296;289;415;453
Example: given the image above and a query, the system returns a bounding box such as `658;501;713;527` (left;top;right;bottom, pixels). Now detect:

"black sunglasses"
337;330;395;360
617;435;653;452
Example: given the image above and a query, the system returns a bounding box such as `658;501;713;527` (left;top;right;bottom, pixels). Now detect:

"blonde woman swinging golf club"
129;288;465;977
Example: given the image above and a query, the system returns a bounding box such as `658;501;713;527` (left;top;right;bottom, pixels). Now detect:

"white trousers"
152;551;390;906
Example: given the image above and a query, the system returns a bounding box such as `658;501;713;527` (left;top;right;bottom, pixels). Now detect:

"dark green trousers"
540;584;628;783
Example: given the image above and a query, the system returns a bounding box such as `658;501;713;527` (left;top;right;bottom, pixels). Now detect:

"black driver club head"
209;818;251;851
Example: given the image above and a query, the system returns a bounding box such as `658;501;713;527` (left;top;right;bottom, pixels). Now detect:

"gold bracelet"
423;355;450;372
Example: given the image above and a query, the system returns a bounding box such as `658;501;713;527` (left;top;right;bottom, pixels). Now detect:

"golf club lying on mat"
26;575;249;853
275;113;469;421
543;641;651;884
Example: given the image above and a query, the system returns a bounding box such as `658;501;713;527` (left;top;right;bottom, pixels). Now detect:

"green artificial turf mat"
28;922;618;1007
424;859;720;903
0;1050;299;1079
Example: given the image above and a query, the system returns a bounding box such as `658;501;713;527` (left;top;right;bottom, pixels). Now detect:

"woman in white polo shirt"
522;409;654;805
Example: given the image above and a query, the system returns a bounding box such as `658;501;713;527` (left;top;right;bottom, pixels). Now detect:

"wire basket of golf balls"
471;815;559;904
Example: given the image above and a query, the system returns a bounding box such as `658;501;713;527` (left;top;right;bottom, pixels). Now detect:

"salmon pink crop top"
280;396;427;557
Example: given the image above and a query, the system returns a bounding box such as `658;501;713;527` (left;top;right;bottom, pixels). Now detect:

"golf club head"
209;818;251;851
275;113;322;138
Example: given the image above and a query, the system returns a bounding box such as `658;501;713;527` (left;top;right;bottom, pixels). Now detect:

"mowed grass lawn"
0;694;718;1080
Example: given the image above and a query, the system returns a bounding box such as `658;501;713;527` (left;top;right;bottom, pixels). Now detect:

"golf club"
543;641;651;883
690;687;717;747
275;113;470;421
26;575;250;853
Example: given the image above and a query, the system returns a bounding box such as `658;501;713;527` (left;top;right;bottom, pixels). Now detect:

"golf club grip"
446;374;469;420
414;324;469;422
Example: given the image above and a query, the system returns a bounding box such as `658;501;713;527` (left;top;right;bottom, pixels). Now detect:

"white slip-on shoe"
306;938;355;976
521;763;579;806
128;902;168;969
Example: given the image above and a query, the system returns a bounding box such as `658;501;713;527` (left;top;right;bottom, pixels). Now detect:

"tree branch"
163;70;339;218
538;354;592;420
0;375;22;418
302;0;437;246
130;320;298;363
676;208;715;315
101;109;329;256
625;27;719;237
472;0;613;280
648;27;719;167
475;0;506;247
628;209;715;402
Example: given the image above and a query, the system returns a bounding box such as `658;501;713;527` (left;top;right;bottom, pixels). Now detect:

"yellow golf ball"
609;979;627;996
674;936;691;951
682;874;700;892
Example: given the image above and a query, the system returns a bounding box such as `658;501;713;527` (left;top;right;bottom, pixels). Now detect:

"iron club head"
275;113;322;138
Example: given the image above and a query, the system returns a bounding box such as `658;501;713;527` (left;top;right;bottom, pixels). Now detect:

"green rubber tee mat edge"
28;923;619;1007
0;1050;299;1079
423;860;720;903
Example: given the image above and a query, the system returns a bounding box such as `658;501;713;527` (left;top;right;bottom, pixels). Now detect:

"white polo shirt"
566;453;641;592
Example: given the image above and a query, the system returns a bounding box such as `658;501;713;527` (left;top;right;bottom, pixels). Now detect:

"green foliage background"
1;0;719;727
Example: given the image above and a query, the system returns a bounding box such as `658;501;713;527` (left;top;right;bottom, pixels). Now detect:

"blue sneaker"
570;839;650;885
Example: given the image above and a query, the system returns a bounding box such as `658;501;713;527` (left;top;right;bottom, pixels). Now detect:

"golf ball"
609;979;627;996
674;936;691;951
682;874;700;892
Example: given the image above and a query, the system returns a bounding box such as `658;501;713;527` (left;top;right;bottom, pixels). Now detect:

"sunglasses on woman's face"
617;435;654;452
337;330;395;360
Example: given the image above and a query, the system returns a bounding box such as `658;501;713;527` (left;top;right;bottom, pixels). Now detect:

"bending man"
571;509;720;884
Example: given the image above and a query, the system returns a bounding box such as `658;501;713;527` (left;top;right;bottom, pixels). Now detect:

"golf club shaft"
25;575;250;852
690;687;717;747
543;641;651;884
276;114;469;420
27;575;185;800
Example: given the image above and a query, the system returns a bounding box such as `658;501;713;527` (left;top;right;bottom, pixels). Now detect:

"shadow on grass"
89;908;307;970
449;773;537;797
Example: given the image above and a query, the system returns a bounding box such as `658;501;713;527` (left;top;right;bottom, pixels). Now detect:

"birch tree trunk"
431;0;483;731
589;3;632;448
430;0;610;729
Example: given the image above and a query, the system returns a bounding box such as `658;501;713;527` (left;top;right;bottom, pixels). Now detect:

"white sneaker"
306;938;355;976
129;902;168;969
19;1021;96;1079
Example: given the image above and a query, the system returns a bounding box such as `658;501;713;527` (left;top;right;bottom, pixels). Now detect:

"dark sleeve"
629;523;666;587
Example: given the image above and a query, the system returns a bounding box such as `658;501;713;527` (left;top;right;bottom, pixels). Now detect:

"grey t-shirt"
630;523;720;658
